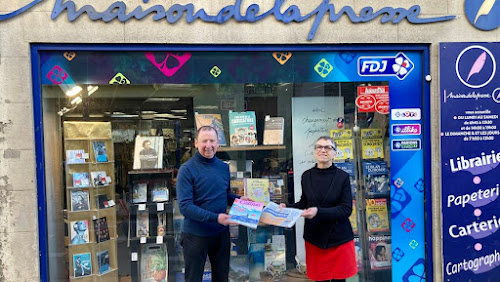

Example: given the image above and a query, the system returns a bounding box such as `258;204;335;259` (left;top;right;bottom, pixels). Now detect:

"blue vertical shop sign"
440;43;500;281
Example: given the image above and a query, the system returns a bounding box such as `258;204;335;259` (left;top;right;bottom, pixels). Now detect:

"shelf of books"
63;121;118;281
127;145;174;282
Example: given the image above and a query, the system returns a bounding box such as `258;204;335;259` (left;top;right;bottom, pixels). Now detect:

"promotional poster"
440;43;500;281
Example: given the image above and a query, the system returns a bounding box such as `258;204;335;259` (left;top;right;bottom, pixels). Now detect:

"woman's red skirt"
305;240;358;281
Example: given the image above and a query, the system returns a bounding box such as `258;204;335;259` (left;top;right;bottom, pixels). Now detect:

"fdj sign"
358;52;414;80
391;139;421;151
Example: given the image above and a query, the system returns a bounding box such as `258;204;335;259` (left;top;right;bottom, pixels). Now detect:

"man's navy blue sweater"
177;152;238;236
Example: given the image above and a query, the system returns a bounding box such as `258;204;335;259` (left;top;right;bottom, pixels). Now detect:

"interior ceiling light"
57;107;71;116
171;109;187;113
193;105;218;110
65;85;82;97
70;96;82;105
111;114;139;118
141;111;158;114
145;98;180;102
87;85;99;96
154;113;178;118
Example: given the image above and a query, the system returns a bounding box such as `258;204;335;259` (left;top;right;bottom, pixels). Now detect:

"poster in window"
368;235;392;270
365;198;389;233
133;136;164;169
194;113;227;146
229;111;257;146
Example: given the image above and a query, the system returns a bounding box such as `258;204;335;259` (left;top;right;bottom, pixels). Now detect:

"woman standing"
282;136;357;282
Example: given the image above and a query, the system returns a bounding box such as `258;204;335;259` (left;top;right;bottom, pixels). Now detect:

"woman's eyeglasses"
315;145;335;151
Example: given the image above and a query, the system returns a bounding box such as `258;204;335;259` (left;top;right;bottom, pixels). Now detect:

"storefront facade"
0;1;499;282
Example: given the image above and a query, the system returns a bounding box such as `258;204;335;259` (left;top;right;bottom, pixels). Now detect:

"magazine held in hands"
259;202;302;228
228;199;264;229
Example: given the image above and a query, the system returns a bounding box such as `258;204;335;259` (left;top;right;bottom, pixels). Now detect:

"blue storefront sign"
440;42;500;281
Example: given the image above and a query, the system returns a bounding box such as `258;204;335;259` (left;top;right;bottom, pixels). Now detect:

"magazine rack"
63;121;119;281
127;169;175;282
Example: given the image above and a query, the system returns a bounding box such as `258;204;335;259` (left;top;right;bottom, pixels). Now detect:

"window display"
37;48;428;282
63;121;119;280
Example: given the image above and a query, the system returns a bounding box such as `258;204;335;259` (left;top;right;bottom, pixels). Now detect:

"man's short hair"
316;136;337;150
196;126;218;139
142;140;151;147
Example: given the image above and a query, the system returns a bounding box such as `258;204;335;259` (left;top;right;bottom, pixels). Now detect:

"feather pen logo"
455;45;496;89
466;52;486;81
465;0;500;30
474;0;497;23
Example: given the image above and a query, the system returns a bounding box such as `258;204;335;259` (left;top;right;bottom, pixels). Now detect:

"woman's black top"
289;164;354;249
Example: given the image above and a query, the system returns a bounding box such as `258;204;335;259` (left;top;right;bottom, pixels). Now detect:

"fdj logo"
465;0;500;31
358;52;414;80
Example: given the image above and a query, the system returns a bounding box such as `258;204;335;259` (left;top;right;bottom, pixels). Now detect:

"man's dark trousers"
182;230;230;282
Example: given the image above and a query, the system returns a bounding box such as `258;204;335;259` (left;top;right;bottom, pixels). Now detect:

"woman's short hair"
315;136;337;149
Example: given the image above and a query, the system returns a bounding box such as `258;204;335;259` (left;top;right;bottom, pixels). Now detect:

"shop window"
38;49;426;282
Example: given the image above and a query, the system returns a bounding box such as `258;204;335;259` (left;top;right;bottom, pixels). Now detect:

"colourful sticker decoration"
272;52;292;65
145;52;191;77
402;218;415;232
391;187;412;218
414;178;424;192
63;52;76;61
339;51;356;64
402;258;425;282
409;239;419;249
210;66;222;78
392;247;405;261
336;117;344;129
314;58;333;78
394;178;404;188
109;73;130;85
46;65;68;85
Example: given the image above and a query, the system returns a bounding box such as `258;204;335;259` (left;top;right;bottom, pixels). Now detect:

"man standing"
177;126;247;282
